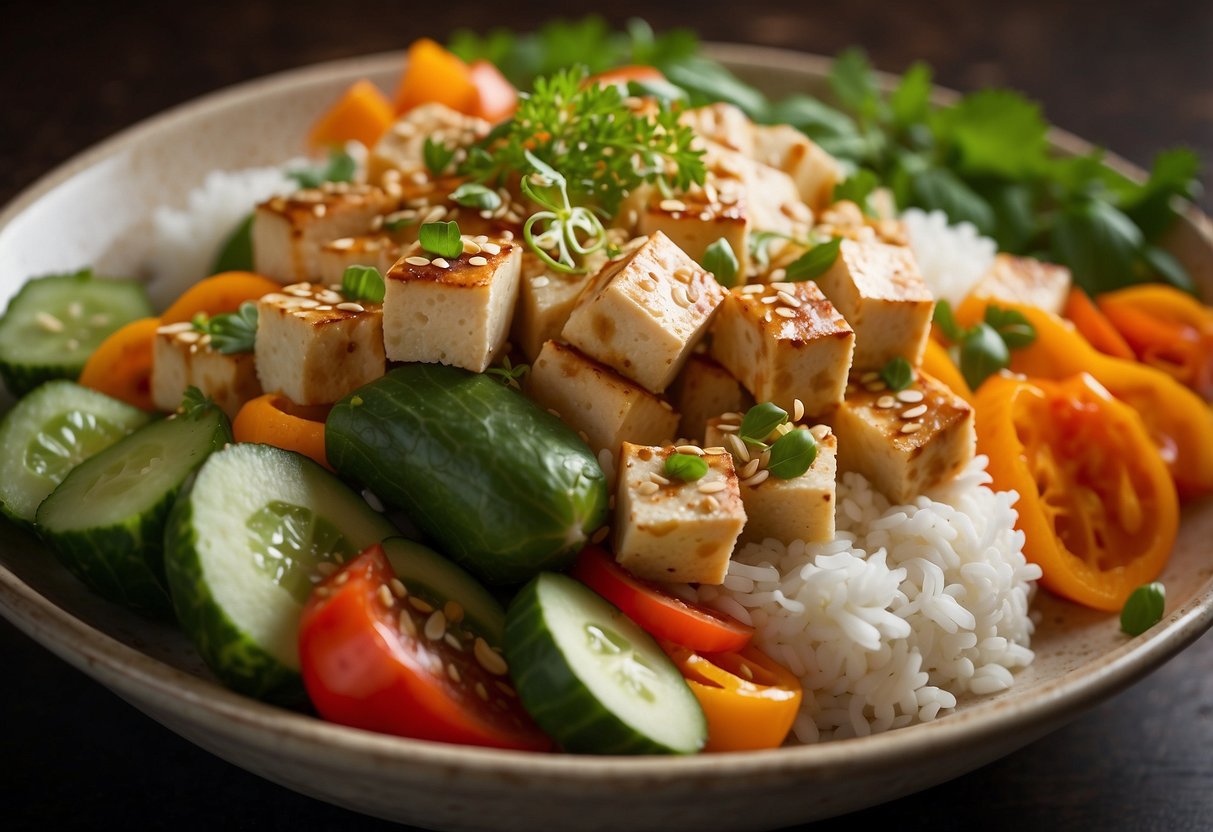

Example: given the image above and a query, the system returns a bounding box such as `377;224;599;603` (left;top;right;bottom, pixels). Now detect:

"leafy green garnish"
702;238;739;288
519;151;608;273
288;150;356;189
419;221;463;260
449;183;503;212
984;306;1036;349
832;168;881;215
178;387;215;420
879;357;914;391
423;138;455;177
191;302;259;355
1121;582;1165;636
739;403;788;449
341;265;385;304
766;429;818;479
485;355;530;389
934;300;1036;390
212;214;254;274
664;453;709;482
786;238;842;282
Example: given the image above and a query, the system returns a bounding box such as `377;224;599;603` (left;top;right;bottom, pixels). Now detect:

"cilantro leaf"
931;89;1048;179
889;62;932;128
833;168;881;215
829;48;880;121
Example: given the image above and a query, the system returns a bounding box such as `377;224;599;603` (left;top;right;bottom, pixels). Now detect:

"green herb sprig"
702;238;739;287
934;300;1037;390
341;265;385;304
879;357;914;391
519;152;608;273
738;402;789;449
786;237;842;282
766;429;818;479
192;302;259;354
288;150;357;189
419;221;464;260
485;355;530;389
177;386;215;419
450;183;503;212
665;453;708;482
423;138;455;177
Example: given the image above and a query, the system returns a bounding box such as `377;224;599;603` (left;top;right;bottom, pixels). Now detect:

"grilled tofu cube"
562;231;726;394
252;184;398;284
510;253;592;362
702;142;812;241
383;236;521;373
367;103;490;184
752;124;843;215
316;234;404;286
526;341;679;461
668;354;751;443
709;282;854;416
831;370;975;504
968;254;1072;316
814;238;935;371
636;182;750;276
679;103;756;155
151;322;262;418
704;419;837;544
254;283;385;405
615;442;746;585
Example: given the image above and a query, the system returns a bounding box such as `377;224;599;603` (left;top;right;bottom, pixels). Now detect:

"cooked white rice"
695;455;1040;743
901;208;997;306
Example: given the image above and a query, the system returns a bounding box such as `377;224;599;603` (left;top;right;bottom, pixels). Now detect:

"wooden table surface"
3;1;1211;829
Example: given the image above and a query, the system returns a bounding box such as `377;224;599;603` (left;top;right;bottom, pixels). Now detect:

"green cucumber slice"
0;381;152;525
0;270;153;396
35;404;230;616
381;537;506;647
164;443;396;703
505;573;707;755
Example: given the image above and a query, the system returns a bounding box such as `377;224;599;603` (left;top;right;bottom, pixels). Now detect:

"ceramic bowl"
1;45;1211;832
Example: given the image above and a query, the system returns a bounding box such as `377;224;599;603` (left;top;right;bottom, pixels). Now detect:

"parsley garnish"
342;265;385;304
485;355;529;389
177;386;214;419
419;221;463;260
191;302;259;354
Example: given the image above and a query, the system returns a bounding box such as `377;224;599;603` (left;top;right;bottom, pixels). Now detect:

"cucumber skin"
36;410;231;619
505;574;705;755
164;477;306;705
326;365;608;586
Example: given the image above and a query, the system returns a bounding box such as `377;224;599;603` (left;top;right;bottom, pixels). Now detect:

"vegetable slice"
160;271;280;324
308;79;395;149
77;317;160;410
299;545;548;750
394;38;476;115
506;572;707;754
232;394;331;469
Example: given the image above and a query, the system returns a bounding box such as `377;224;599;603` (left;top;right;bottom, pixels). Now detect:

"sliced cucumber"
35;405;230;617
381;537;506;647
0;270;153;396
0;381;153;525
505;573;706;755
165;443;396;703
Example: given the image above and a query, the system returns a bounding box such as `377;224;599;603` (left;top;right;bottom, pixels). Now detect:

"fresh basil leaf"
1120;582;1165;636
766;428;818;479
739;402;788;447
786;237;842;282
194;301;259;355
985;306;1037;349
984;182;1038;254
829;48;880;120
664;453;709;482
419;221;463;259
702;238;740;288
450;183;504;212
423;138;456;177
879;356;914;391
211;213;254;274
931;89;1048;179
1051;198;1143;294
889;61;932;128
910;167;996;234
933;300;965;342
960;322;1010;390
832;168;881;215
341;265;385;304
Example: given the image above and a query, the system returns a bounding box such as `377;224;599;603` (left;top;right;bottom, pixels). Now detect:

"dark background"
2;0;1212;829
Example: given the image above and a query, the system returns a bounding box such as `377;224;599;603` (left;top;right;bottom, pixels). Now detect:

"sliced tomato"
571;545;753;653
299;544;551;751
467;60;518;123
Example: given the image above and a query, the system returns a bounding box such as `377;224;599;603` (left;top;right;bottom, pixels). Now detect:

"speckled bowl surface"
1;45;1211;832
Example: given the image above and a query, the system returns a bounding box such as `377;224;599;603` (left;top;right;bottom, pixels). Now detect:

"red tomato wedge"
299;545;551;751
571;546;753;653
467;60;518;123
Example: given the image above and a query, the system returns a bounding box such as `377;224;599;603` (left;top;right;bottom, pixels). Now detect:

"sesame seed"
740;458;761;479
445;633;464;651
421;206;447;224
860;371;880;383
409;596;435;614
636;277;658;292
637;481;660;496
810;424;831;441
761;295;780;305
410;171;429;185
716;423;740;433
741;285;765;295
90;313;111;326
671;284;691;308
405;256;431;267
312;203;327;217
687;285;701;303
529;274;549;288
865;381;888;393
315;562;338;577
35;312;64;333
444;600;464;623
462;239;482;255
378;585;394;608
447;663;462;683
66;301;83;319
424;610;447;641
546;408;562;418
335;302;365;313
900;422;923;434
177;331;201;344
902;404;929;419
432;257;451;269
649;473;671;486
697;481;727;494
742;469;770;487
398;610;418;637
876;396;896;409
371;215;385;231
481;242;502;255
577;430;590;444
660;198;688;212
389;578;408;599
675;444;704;456
475;682;490;701
775;307;797;318
738;663;754;680
315;305;333;312
659;400;674;411
330;237;355;250
793;399;806;422
673;266;695;283
706;496;721;511
590;526;610;544
777;290;801;308
362;488;385;512
726;433;751;463
158;321;193;334
475;638;509;675
897;389;925;403
334;571;350;586
703;446;728;455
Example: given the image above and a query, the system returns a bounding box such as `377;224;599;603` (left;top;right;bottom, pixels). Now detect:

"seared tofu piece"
151;322;262;418
614;442;746;585
679;103;755;156
526;341;679;461
752;124;843;215
562;231;726;394
510;253;592;362
831;370;975;504
316;234;404;286
367;103;490;184
968;254;1072;316
383;236;521;373
709;282;855;416
815;238;935;371
702;142;812;241
636;179;750;276
252;184;398;284
255;283;385;405
705;419;837;544
668;354;751;443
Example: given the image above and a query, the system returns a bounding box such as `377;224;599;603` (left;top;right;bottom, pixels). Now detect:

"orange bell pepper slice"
976;373;1178;611
394;39;477;116
309;79;395;150
467;60;518;123
1097;285;1213;401
957;296;1213;497
585;65;667;89
161;272;281;324
233;394;331;470
1063;287;1134;360
920;338;974;405
662;642;802;752
77;317;161;411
